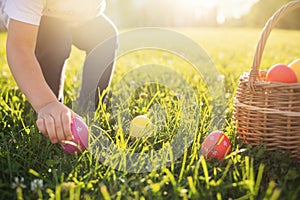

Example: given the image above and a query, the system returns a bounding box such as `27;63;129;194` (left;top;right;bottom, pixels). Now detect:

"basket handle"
249;0;300;89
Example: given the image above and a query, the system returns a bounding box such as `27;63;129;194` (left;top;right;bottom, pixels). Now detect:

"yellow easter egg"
129;115;153;138
288;59;300;83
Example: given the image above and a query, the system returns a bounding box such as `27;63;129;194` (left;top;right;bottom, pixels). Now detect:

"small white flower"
180;188;188;194
31;179;43;192
130;80;136;85
217;75;225;81
11;177;26;189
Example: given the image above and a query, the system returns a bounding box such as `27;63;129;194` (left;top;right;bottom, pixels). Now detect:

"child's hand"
36;101;74;144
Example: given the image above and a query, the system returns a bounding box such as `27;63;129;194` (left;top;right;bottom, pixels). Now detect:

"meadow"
0;27;300;200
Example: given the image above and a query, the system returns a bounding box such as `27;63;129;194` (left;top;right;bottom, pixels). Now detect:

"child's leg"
71;14;118;111
35;16;72;102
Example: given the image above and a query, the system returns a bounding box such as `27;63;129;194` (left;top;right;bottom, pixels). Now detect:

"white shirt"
1;0;106;27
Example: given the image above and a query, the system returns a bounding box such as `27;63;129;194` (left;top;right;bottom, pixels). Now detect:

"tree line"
105;0;300;29
1;0;299;31
238;0;300;29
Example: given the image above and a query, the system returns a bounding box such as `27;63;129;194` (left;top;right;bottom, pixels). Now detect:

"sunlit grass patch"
0;28;300;199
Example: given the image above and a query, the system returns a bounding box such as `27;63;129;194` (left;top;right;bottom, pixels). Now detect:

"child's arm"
6;19;73;144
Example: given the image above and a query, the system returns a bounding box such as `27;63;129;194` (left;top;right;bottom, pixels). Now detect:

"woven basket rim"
240;72;300;88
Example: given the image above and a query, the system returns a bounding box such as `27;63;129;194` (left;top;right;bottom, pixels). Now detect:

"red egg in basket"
266;64;297;83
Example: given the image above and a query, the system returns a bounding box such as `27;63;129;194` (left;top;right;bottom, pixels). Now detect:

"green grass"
1;28;300;200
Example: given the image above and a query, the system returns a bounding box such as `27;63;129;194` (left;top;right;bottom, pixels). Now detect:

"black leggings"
35;14;118;112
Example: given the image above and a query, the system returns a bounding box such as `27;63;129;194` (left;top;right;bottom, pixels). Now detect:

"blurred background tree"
241;0;300;29
105;0;300;29
1;0;299;31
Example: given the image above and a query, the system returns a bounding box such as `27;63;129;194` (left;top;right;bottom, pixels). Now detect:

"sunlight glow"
183;0;259;23
217;0;259;18
108;0;260;27
186;0;218;8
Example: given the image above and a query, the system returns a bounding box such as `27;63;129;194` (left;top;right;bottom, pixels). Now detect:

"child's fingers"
36;118;47;136
61;111;73;141
36;101;75;144
53;114;65;143
43;115;57;144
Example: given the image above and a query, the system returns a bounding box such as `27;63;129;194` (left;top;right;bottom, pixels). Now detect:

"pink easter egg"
62;116;89;154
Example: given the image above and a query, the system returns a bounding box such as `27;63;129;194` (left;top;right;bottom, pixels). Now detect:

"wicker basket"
233;0;300;160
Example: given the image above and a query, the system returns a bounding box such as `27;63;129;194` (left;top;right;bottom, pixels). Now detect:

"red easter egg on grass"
266;64;297;83
62;116;89;154
200;130;232;162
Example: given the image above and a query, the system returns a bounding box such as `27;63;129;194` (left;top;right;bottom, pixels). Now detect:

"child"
1;0;118;144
